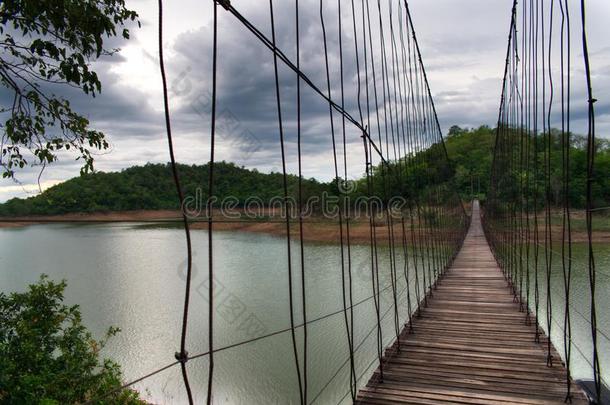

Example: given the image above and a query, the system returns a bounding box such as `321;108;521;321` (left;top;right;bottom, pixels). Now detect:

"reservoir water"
0;223;607;403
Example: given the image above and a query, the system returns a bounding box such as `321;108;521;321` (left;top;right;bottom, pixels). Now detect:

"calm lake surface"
0;223;608;404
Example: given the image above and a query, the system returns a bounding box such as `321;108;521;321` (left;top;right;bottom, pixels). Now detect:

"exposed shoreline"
0;210;415;244
1;209;608;244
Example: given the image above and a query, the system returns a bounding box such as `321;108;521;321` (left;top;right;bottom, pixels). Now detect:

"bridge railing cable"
86;0;469;402
484;0;603;401
82;276;406;405
157;0;196;402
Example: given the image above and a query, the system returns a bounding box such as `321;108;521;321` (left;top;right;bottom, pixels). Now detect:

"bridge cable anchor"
175;350;189;364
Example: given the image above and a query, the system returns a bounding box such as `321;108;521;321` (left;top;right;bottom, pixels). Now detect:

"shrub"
0;275;145;404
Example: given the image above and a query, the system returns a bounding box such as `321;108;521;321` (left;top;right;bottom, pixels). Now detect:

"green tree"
0;275;145;404
0;0;139;178
447;125;465;137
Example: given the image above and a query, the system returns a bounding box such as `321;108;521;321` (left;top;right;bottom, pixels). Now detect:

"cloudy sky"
1;0;609;202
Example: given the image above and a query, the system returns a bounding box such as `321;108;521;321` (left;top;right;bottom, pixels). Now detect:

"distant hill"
0;162;331;216
1;127;607;216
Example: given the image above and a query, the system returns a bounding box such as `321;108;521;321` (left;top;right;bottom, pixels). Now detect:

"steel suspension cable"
375;0;401;350
90;3;468;404
487;0;602;400
559;0;573;398
361;0;384;381
337;0;357;397
268;1;304;402
295;1;308;401
320;0;356;397
158;0;194;402
580;0;601;399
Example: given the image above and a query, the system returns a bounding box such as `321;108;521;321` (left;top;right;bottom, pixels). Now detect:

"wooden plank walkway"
357;201;587;404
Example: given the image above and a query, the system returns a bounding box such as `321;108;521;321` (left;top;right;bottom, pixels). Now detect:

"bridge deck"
357;202;587;404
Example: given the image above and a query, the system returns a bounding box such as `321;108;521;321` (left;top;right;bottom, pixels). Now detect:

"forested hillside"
443;125;610;207
1;127;608;216
0;162;331;216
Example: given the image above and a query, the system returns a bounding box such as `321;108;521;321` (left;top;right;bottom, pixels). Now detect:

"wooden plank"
357;202;587;404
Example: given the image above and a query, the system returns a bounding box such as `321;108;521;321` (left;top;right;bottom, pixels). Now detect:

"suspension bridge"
84;0;605;403
357;201;587;404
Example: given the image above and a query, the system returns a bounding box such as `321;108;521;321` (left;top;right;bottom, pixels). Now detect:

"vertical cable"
320;0;356;395
544;0;554;366
158;0;194;403
361;0;384;380
401;6;423;312
268;1;304;403
534;0;542;344
488;0;601;399
363;0;385;376
337;0;357;397
205;2;218;404
376;0;401;349
559;0;572;399
295;0;307;402
580;0;601;399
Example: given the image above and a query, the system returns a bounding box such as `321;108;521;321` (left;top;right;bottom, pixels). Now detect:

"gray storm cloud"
1;0;608;201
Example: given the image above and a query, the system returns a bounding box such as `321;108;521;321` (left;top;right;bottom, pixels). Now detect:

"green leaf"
0;0;140;180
